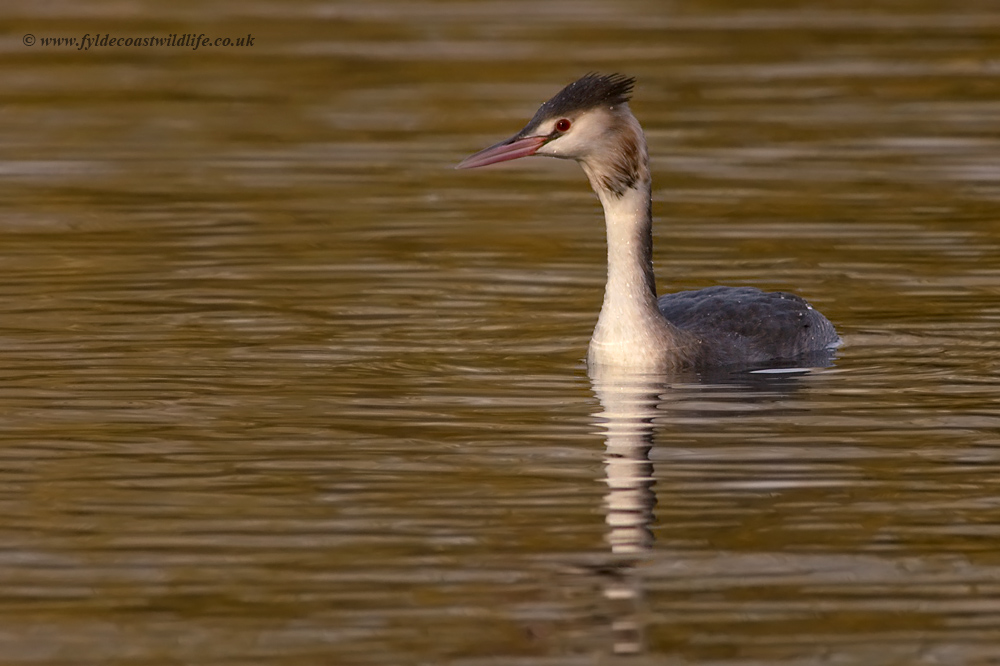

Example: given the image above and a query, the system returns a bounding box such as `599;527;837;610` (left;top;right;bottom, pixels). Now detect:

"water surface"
3;0;1000;663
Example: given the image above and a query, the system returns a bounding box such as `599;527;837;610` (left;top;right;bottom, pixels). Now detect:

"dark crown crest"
532;73;635;122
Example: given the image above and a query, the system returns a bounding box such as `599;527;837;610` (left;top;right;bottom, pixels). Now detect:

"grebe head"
456;73;646;197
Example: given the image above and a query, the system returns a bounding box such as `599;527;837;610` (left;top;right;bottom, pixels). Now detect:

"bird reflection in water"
588;357;834;655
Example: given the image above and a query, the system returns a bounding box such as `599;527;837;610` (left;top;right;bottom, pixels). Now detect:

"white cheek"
539;133;587;158
537;141;562;157
537;141;562;158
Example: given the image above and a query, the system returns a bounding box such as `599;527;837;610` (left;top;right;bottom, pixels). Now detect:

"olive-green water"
4;0;1000;664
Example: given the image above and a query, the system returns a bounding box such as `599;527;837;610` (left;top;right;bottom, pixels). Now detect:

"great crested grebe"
457;73;839;369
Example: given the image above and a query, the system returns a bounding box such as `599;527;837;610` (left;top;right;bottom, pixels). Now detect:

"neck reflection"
589;363;665;655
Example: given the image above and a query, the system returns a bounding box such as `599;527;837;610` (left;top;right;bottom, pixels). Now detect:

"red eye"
555;118;571;132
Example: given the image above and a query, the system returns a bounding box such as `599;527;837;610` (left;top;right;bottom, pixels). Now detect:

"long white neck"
579;117;695;368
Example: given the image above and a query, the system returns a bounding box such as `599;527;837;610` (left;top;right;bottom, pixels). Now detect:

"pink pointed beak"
455;135;547;170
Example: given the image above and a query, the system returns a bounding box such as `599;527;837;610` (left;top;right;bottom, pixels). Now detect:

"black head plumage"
523;73;635;131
